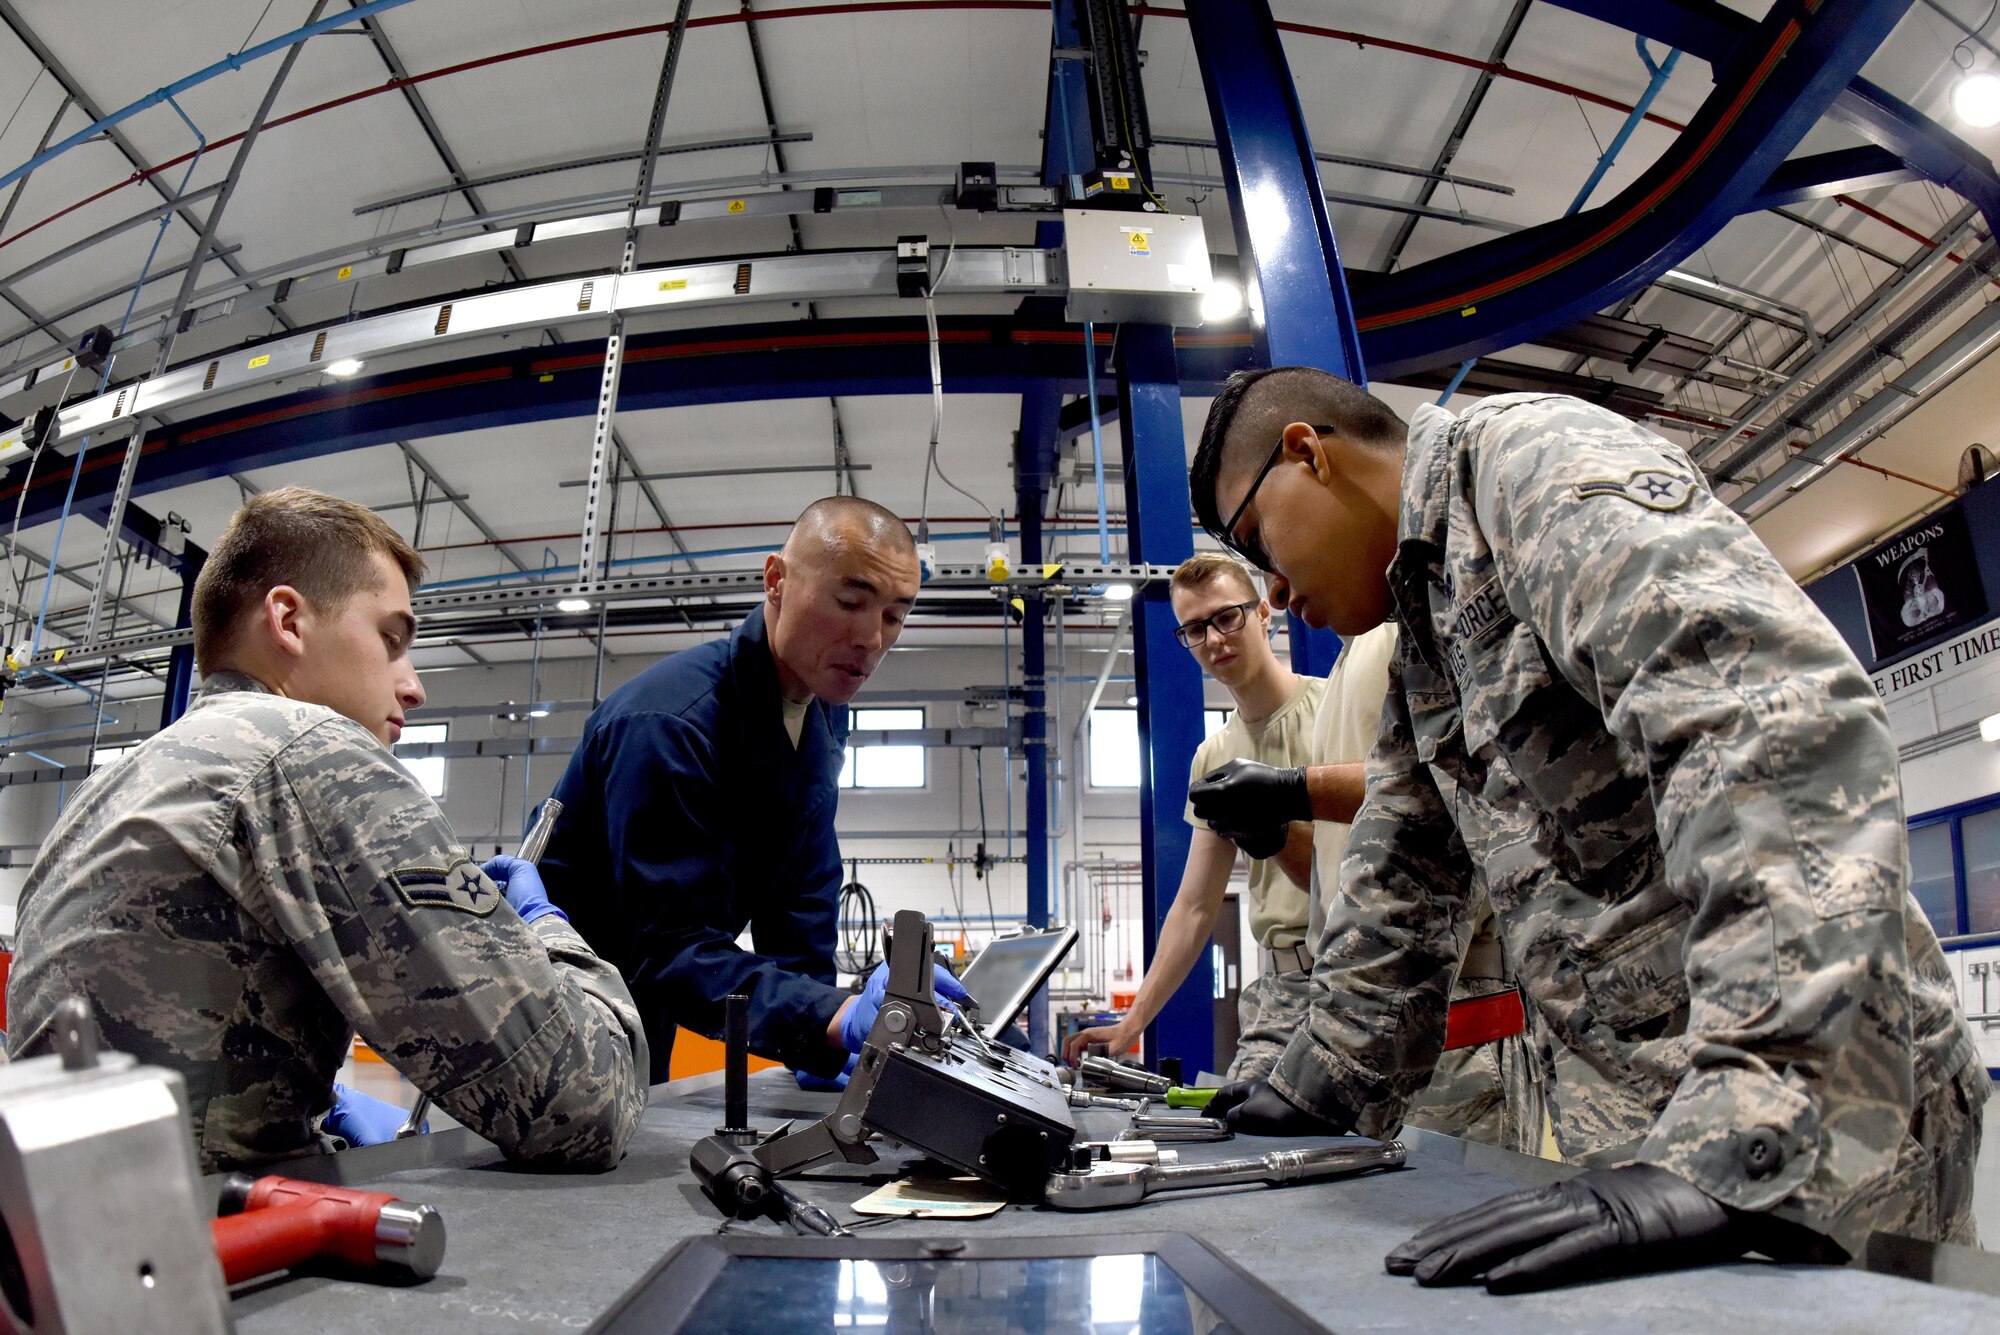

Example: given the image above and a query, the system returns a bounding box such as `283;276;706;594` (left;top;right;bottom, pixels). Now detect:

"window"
1908;822;1958;940
841;708;924;789
1087;708;1231;788
394;723;448;798
1962;807;2000;935
90;743;140;769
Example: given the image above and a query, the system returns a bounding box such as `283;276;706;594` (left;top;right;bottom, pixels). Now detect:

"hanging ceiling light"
1102;583;1135;601
1950;14;2000;128
322;358;365;377
1954;71;2000;127
556;597;592;612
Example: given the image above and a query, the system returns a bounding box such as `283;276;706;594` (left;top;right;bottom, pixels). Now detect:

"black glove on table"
1190;759;1311;829
1207;1078;1353;1136
1385;1163;1753;1294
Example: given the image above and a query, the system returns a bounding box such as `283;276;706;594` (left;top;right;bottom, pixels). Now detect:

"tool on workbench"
691;910;1078;1220
1044;1141;1408;1210
0;997;233;1333
1066;1088;1144;1112
1118;1113;1231;1143
715;994;758;1147
398;797;566;1139
1078;1054;1171;1097
211;1175;446;1285
1078;1140;1181;1165
1164;1086;1219;1109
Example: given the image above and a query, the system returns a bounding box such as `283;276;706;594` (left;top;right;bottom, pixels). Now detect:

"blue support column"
1118;323;1210;1073
1185;0;1354;678
1015;387;1062;1055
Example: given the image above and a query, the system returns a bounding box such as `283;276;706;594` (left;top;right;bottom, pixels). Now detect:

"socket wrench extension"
1045;1141;1407;1210
1119;1113;1230;1143
1078;1055;1170;1097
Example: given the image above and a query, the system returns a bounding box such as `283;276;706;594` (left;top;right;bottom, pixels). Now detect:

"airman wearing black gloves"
1192;370;1984;1293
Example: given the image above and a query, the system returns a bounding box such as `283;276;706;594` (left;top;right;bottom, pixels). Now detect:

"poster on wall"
1857;503;1988;660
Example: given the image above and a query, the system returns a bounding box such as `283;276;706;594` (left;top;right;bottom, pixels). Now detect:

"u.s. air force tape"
390;858;501;916
1572;468;1694;512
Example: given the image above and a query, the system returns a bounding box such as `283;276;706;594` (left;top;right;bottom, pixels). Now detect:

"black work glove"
1190;759;1311;828
1208;1078;1353;1136
1214;823;1289;861
1385;1164;1750;1294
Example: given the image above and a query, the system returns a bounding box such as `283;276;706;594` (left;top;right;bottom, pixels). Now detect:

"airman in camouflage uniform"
7;671;648;1172
1196;379;1984;1272
9;485;646;1174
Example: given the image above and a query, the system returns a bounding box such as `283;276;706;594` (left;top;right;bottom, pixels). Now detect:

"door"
1212;892;1242;1069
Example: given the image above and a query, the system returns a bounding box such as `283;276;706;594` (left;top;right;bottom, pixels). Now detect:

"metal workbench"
226;1070;2000;1333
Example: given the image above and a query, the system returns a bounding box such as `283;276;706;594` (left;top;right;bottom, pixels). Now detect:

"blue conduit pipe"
1082;324;1112;563
0;0;420;197
1436;35;1680;407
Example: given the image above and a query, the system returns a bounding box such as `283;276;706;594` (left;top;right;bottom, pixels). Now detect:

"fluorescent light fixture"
1200;278;1244;322
527;707;551;719
1102;583;1135;601
1981;712;2000;743
323;358;365;377
556;597;592;612
1124;694;1139;706
1954;71;2000;128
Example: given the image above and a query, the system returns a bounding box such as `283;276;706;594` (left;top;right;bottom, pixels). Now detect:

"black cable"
973;748;998;927
835;868;880;975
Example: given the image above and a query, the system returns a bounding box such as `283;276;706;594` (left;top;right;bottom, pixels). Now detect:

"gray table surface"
226;1069;2000;1333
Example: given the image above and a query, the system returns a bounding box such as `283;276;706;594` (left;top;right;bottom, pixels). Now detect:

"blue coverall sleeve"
597;712;849;1077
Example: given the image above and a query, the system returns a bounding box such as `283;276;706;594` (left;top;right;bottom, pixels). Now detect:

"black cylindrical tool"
718;993;755;1146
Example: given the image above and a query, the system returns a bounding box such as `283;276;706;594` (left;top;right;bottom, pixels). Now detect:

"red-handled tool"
210;1174;446;1285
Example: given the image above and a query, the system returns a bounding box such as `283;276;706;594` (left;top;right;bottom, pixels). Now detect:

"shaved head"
765;496;921;705
782;495;917;563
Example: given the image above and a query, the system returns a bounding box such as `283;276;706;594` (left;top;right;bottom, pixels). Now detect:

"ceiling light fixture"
556;597;592;612
323;358;365;377
1954;71;2000;127
1124;693;1139;706
1200;278;1244;322
1102;583;1135;601
527;707;551;719
1981;711;2000;743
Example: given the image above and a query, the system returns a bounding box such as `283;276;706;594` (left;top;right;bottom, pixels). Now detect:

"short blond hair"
194;487;426;673
1170;552;1259;602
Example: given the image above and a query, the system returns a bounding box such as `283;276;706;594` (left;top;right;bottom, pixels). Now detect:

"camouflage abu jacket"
1270;393;1981;1255
7;671;648;1172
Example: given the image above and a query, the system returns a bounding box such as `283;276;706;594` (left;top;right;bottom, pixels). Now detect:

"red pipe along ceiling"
2;0;1700;256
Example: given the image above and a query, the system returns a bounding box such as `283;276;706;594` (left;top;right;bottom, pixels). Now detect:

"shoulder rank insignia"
1572;468;1694;512
390;858;500;916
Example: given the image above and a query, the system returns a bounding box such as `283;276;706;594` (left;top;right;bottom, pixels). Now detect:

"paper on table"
851;1176;1010;1219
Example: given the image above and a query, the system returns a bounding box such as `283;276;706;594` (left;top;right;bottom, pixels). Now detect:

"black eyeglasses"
1174;599;1260;648
1216;424;1335;572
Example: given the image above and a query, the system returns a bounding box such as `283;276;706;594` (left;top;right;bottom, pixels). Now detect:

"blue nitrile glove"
837;962;973;1054
795;1053;859;1092
324;1083;422;1145
482;854;567;925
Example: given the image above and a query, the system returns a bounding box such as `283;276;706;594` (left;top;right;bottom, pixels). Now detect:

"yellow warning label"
1109;175;1131;190
1460;306;1477;317
247;354;270;369
726;200;747;214
659;278;689;291
1128;233;1151;256
336;265;353;281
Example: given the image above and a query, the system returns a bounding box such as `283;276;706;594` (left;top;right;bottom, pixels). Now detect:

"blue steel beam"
1354;0;1917;379
1829;77;2000;231
1544;2;2000;232
1185;0;1349;678
1537;0;1747;65
1744;145;1922;210
1116;323;1210;1075
1;319;1256;532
